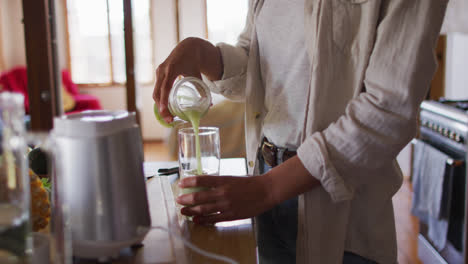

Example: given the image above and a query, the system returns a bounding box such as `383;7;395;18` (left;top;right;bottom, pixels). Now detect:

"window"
66;0;153;85
206;0;248;45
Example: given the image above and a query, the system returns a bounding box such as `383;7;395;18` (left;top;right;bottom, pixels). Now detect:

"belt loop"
277;148;285;165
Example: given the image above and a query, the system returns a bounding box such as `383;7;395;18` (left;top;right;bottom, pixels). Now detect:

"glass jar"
168;77;212;123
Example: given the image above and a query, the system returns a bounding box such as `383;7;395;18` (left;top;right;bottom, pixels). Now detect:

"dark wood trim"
175;0;180;43
123;0;139;123
63;0;72;73
143;139;165;144
429;35;446;100
22;0;59;131
105;0;115;82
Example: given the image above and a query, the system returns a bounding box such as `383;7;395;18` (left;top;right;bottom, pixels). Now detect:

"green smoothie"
181;109;209;194
153;103;208;194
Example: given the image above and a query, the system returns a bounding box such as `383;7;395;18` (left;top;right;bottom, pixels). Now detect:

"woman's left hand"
176;175;276;225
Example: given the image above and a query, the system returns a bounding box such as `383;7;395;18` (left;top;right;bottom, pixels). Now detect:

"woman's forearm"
264;156;321;205
188;37;224;81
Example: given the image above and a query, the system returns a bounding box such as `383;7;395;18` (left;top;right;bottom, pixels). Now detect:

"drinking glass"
178;127;220;195
0;93;31;263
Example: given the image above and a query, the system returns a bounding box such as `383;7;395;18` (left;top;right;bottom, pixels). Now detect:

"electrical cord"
149;226;239;264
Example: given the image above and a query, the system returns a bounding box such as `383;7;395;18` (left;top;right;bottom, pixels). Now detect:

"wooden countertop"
78;159;257;264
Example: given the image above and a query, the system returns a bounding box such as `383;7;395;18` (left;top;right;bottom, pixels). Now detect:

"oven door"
412;133;466;264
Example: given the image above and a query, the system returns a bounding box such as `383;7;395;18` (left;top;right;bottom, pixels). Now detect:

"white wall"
54;0;69;70
445;33;468;99
178;0;206;40
139;0;207;140
0;0;26;69
139;0;179;140
0;0;68;69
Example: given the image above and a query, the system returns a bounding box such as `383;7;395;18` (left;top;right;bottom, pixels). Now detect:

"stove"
416;99;468;264
438;98;468;112
419;99;468;153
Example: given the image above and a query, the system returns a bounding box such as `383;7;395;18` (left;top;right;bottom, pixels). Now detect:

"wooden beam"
123;0;140;124
428;35;446;100
175;0;181;43
22;0;60;131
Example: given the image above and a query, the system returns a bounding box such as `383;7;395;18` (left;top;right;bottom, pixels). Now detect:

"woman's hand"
176;175;277;225
152;37;223;123
176;156;321;225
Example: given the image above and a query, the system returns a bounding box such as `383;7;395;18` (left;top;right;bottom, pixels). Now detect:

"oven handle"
411;139;464;167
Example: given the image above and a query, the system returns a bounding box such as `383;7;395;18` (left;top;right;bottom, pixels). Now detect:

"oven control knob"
437;126;444;134
449;131;457;140
455;134;462;143
443;128;450;137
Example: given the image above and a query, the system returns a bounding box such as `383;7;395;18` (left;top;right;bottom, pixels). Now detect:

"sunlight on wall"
206;0;248;45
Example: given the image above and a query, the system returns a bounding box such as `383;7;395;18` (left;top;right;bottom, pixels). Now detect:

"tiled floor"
143;141;421;263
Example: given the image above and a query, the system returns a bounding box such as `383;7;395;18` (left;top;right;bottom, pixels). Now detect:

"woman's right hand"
153;37;223;123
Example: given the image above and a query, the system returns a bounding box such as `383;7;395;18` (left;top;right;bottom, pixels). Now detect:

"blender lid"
53;110;137;137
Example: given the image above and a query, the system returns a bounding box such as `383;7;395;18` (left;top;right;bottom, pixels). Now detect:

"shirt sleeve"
297;0;448;203
202;0;255;101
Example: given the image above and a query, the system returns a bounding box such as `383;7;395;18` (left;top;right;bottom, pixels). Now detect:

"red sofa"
0;66;102;113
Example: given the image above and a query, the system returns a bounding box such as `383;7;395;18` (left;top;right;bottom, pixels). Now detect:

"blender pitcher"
28;110;151;262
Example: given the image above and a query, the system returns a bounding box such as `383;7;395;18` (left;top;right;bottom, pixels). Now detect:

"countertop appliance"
53;110;151;261
416;99;468;263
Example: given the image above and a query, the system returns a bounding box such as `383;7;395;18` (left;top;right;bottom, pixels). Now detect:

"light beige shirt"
257;0;311;150
204;0;447;263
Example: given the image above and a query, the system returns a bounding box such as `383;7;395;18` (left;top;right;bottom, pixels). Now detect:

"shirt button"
248;161;254;167
254;112;261;119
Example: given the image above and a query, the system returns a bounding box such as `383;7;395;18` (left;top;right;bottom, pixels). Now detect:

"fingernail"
181;207;192;216
180;208;187;215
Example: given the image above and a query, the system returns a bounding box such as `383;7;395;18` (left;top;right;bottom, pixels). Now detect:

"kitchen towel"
411;139;454;250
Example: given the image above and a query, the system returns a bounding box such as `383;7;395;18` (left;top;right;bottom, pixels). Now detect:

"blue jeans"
256;158;298;264
255;155;376;264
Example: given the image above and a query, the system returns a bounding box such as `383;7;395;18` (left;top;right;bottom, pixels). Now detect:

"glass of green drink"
178;127;220;195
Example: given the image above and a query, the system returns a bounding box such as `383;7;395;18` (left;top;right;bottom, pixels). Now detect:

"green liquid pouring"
153;104;207;194
184;110;203;175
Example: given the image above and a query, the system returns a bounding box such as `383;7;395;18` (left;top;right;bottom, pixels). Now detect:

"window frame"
64;0;155;88
0;7;5;73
